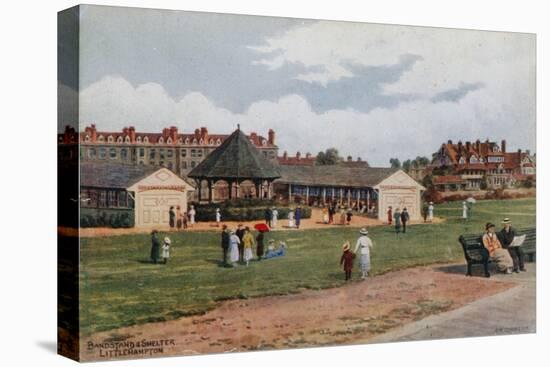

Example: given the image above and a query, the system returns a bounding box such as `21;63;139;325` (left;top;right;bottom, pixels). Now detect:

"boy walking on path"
340;242;355;281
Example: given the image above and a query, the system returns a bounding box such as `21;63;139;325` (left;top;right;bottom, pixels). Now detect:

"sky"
62;5;536;166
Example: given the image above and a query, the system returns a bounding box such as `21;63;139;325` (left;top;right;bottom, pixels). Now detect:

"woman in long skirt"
242;227;255;266
229;230;240;266
256;231;265;259
354;228;374;279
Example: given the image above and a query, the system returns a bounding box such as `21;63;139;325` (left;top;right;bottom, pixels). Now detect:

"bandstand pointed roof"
188;127;281;180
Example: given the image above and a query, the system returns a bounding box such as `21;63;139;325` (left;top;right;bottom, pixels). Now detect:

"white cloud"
248;21;535;100
79;75;535;167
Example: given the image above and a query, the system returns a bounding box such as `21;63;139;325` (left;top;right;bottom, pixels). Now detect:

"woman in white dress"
288;209;295;228
188;205;196;227
427;202;434;222
271;207;278;228
462;201;468;220
229;230;240;266
354;228;374;279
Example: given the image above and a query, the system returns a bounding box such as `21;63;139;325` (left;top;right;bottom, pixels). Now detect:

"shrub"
80;208;134;228
194;205;311;222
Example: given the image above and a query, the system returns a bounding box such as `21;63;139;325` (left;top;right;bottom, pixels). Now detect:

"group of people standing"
386;206;411;234
340;228;374;281
168;205;196;230
149;229;171;264
481;218;526;276
221;224;264;266
321;204;354;226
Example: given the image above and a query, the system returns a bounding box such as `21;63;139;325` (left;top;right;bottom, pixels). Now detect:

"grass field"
80;197;535;335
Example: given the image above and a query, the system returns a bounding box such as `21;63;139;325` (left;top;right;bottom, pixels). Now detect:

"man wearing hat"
354;228;374;279
340;241;355;281
498;218;525;272
482;222;514;274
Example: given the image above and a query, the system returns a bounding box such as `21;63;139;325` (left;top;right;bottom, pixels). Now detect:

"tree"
389;158;401;169
402;159;412;172
316;148;342;165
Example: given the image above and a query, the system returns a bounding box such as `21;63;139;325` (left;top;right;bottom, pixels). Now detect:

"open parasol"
466;197;476;204
254;223;270;232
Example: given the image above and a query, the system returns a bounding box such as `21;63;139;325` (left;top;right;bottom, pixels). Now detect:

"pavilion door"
137;191;185;227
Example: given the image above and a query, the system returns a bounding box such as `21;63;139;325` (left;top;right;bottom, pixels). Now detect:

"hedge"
80;208;135;228
194;205;312;222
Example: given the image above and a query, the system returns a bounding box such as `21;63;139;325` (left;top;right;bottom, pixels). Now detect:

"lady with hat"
482;222;514;274
427;202;434;222
228;229;241;267
354;228;374;279
340;241;355;281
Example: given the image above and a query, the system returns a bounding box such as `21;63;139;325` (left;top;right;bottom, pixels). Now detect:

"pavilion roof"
188;128;281;180
276;165;398;188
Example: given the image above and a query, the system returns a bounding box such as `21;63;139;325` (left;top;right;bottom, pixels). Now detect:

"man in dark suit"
221;225;230;265
498;218;525;273
401;207;410;233
236;223;246;263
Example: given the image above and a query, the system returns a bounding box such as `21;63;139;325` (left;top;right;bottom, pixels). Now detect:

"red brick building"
431;139;535;190
64;124;278;177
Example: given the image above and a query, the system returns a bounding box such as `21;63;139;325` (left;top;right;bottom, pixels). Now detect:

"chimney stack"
296;151;301;160
306;152;312;159
200;127;208;140
170;126;179;143
129;126;136;143
90;124;97;142
501;139;506;153
465;141;471;151
347;155;353;162
268;129;275;145
283;151;288;160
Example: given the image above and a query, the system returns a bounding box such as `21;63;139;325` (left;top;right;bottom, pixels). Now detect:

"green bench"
458;227;536;277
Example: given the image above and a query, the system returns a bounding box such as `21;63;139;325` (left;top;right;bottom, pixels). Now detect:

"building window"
87;148;96;159
139;148;145;157
158;137;164;144
143;136;149;143
197;149;203;158
108;135;114;143
191;149;197;158
120;148;128;160
99;147;107;159
181;149;187;157
109;148;117;159
84;135;90;142
191;161;196;168
167;162;173;170
181;161;187;169
98;190;107;207
167;149;173;158
159;149;165;160
149;148;156;160
117;136;123;143
137;136;142;143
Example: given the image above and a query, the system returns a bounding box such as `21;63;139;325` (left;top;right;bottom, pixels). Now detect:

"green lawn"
80;197;535;335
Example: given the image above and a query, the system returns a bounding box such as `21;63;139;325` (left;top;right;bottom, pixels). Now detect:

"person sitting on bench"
498;218;526;273
482;222;513;274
